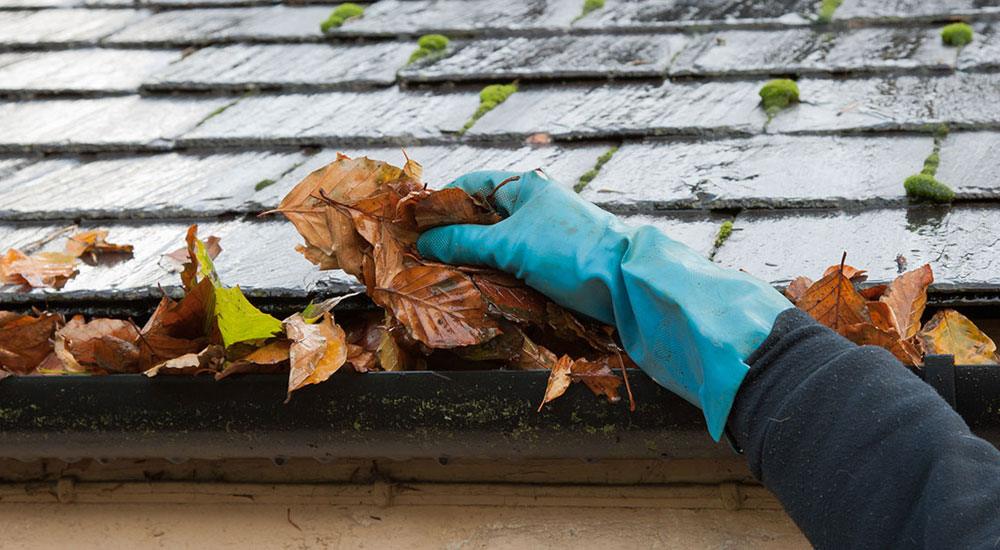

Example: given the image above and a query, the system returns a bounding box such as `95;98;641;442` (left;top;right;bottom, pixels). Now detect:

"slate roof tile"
145;43;410;92
835;0;1000;21
0;49;180;94
0;8;146;47
103;6;328;46
571;0;817;31
0;95;231;152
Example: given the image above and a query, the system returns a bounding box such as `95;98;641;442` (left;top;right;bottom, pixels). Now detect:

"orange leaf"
144;345;225;377
797;262;870;333
919;310;998;365
880;264;933;340
55;316;142;373
859;284;888;301
571;356;623;403
0;249;78;289
412;187;501;231
866;301;899;333
822;264;868;283
844;323;922;366
471;271;549;325
284;312;348;401
0;312;60;374
784;276;813;303
538;355;573;412
64;229;133;260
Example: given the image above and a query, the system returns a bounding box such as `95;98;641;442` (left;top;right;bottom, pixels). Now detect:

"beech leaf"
880;264;933;340
144;345;225;377
537;355;573;412
0;312;60;374
284;312;348;400
919;310;999;365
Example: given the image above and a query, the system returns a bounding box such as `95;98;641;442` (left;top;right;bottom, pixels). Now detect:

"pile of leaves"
787;255;999;365
269;153;634;409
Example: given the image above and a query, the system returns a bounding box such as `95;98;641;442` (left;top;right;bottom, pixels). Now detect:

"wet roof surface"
0;0;998;305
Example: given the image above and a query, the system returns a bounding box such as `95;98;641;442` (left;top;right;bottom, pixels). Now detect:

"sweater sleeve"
729;308;1000;549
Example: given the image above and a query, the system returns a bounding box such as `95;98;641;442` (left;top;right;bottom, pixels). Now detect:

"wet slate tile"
0;9;146;46
716;206;1000;289
957;22;1000;70
835;0;1000;21
0;151;304;220
145;43;409;92
257;143;613;208
618;212;727;258
180;90;478;146
935;132;1000;199
572;0;815;31
670;27;956;77
467;81;766;140
399;34;688;83
0;96;231;153
0;156;40;181
0;49;180;94
764;75;1000;134
326;0;580;37
0;219;355;302
103;6;329;46
583;135;933;211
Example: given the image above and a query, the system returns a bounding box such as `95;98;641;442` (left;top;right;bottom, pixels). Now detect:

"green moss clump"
459;83;518;134
817;0;842;23
575;146;618;192
714;220;734;249
759;79;799;117
905;174;955;203
254;178;276;191
320;3;364;33
578;0;605;19
408;34;450;64
941;22;974;47
921;152;940;175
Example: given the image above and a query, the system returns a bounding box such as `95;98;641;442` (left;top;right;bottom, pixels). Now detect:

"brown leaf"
919;310;999;365
570;356;623;403
372;265;499;348
346;344;377;373
785;276;813;303
139;277;212;367
376;328;409;372
822;264;868;283
866;301;898;333
880;264;933;340
537;355;573;412
216;339;291;380
144;345;225;377
472;271;548;325
284;312;348;401
844;323;922;366
513;333;558;371
0;312;60;374
412;188;501;231
859;284;889;301
55;316;142;373
164;231;220;276
797;262;870;333
64;229;133;261
546;302;618;353
0;249;78;289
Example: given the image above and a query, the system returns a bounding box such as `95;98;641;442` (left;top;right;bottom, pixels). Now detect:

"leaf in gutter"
144;345;225;377
284;312;348;401
571;355;623;403
0;249;78;289
844;323;922;366
919;309;999;365
865;301;898;333
513;333;558;371
859;284;888;301
55;316;142;373
784;276;813;303
797;260;870;333
0;312;60;374
216;339;291;380
822;263;867;283
538;355;573;412
880;264;933;340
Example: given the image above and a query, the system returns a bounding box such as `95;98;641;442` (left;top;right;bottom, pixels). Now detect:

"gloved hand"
417;170;792;441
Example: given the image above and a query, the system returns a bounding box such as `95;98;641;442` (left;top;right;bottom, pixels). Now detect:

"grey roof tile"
0;95;231;152
0;156;39;180
835;0;1000;21
327;0;580;38
572;0;815;31
145;43;409;92
103;6;329;46
619;212;725;258
935;132;1000;199
466;81;766;140
180;90;478;146
0;219;354;302
259;143;612;208
582;135;935;211
0;151;304;220
670;27;956;77
0;49;180;95
399;34;689;82
0;8;147;46
957;22;1000;71
716;206;1000;289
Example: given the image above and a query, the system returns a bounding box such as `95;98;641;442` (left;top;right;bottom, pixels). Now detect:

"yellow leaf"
919;310;998;365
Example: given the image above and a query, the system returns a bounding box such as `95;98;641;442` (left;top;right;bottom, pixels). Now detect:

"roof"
0;0;999;308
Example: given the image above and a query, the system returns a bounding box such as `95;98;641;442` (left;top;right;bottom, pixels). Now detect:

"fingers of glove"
445;170;528;217
416;223;504;270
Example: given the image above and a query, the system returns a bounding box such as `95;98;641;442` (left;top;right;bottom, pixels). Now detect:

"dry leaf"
0;249;78;289
513;333;558;371
145;345;225;377
55;316;142;373
880;264;933;340
797;261;870;332
785;276;813;303
919;310;999;365
571;356;623;403
472;271;549;325
412;187;502;231
284;312;348;401
0;312;60;374
822;264;868;283
866;301;899;333
538;355;573;412
844;323;922;366
64;229;134;260
216;340;291;380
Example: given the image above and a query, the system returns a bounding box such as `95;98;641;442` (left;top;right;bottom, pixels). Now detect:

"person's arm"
731;308;1000;548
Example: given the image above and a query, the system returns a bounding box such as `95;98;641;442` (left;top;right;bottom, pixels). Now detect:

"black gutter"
0;360;996;461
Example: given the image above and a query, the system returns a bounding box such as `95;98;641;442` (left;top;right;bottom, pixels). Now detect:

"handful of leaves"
788;255;999;365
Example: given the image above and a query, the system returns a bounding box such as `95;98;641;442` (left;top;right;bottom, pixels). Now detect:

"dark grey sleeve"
729;308;1000;549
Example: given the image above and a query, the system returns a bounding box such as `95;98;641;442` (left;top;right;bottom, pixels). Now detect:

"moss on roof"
759;79;799;117
408;34;451;65
320;3;364;33
941;22;974;47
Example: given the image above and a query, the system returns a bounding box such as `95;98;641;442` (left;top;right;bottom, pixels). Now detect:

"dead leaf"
919;309;999;365
513;333;558;371
866;301;898;333
55;316;142;373
0;249;78;289
284;312;348;401
64;229;133;261
0;312;60;374
844;323;922;366
570;356;623;403
144;345;225;377
822;264;868;283
785;276;813;303
859;284;888;301
216;339;291;380
880;264;933;340
472;271;549;325
537;355;573;412
412;187;501;231
163;232;220;275
797;260;870;333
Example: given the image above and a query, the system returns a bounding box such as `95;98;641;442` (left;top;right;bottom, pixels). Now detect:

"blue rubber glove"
417;170;792;441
